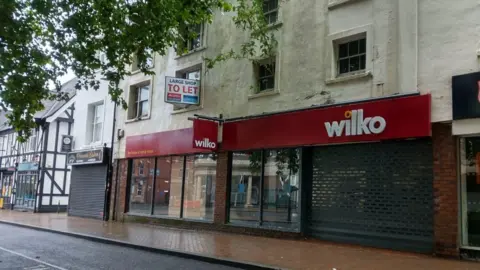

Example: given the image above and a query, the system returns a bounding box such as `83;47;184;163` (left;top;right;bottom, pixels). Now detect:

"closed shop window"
127;154;216;221
229;149;301;230
129;158;155;215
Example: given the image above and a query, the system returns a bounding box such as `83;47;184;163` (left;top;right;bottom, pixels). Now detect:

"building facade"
0;79;76;213
108;0;480;258
66;74;115;220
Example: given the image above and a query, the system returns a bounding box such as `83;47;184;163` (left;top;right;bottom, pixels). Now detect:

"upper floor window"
29;129;37;152
338;37;366;75
178;24;204;54
131;49;154;73
0;136;5;154
263;0;278;25
128;83;150;120
91;103;104;143
256;60;276;92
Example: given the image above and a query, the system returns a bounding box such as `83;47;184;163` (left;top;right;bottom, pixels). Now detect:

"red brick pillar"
109;159;129;222
214;151;230;224
432;123;458;257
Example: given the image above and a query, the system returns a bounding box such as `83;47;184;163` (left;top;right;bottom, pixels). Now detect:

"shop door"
68;164;107;219
0;174;14;208
15;171;38;210
308;139;434;253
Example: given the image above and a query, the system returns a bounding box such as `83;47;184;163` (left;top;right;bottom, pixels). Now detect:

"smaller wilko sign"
164;76;200;105
67;148;105;166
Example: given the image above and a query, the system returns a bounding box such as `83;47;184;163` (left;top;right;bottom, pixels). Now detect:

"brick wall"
432;123;459;257
109;159;129;221
214;151;229;224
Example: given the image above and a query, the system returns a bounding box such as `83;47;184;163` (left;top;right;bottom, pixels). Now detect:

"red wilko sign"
222;94;431;151
126;128;210;158
192;119;218;150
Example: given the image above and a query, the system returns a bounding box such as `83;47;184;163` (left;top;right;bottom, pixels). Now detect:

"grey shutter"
68;164;107;219
308;139;434;253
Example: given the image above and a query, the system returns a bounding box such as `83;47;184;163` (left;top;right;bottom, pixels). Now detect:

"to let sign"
165;76;200;105
192;119;218;150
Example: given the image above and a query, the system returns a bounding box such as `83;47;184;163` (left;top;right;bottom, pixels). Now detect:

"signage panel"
222;94;431;151
67;149;104;166
164;76;200;105
126;128;210;158
452;71;480;120
192;119;218;150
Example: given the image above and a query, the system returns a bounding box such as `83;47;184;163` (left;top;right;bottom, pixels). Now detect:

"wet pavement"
1;211;480;270
0;223;240;270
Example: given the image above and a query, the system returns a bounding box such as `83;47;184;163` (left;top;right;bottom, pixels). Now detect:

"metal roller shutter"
309;139;433;253
68;164;107;219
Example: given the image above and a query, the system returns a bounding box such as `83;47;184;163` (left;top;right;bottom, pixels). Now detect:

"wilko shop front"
221;93;434;253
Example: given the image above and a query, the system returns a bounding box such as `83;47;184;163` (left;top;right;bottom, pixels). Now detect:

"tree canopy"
0;0;279;141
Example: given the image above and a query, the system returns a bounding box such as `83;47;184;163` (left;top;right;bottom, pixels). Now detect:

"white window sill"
325;70;372;85
328;0;361;10
248;89;280;100
125;115;151;123
175;47;207;60
266;21;283;31
170;105;203;115
130;67;154;75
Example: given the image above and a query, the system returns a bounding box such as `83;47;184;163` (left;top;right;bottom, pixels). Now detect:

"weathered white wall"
418;0;480;122
72;76;115;150
114;0;480;159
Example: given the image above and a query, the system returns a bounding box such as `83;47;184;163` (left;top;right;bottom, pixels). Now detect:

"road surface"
0;223;242;270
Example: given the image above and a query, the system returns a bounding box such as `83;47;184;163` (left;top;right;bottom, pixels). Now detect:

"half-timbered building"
0;78;76;212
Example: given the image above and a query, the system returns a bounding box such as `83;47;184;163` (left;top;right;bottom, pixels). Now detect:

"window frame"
256;60;276;92
91;103;104;144
127;82;151;121
325;24;373;84
263;0;279;25
227;148;302;231
29;129;37;152
126;154;217;221
336;37;367;76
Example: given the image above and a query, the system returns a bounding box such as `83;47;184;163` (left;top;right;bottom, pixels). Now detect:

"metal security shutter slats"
68;164;107;219
309;140;433;253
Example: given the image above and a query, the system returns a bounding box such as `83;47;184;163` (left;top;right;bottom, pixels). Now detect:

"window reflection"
229;149;301;230
229;151;262;224
461;137;480;247
263;149;300;229
129;158;155;215
183;154;216;220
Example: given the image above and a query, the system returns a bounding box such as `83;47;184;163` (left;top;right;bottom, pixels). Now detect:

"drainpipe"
103;95;118;221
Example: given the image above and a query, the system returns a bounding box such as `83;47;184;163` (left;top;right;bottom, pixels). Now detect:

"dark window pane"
260;79;269;91
350;56;360;72
359;38;366;54
360;54;366;70
129;158;155;215
339;59;349;74
267;12;278;24
339;43;348;58
349;40;359;55
267;77;275;90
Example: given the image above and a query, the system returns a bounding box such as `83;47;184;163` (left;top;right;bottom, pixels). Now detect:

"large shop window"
128;154;216;221
229;149;301;230
460;137;480;248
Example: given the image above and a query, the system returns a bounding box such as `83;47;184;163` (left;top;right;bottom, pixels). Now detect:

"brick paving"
0;211;479;270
